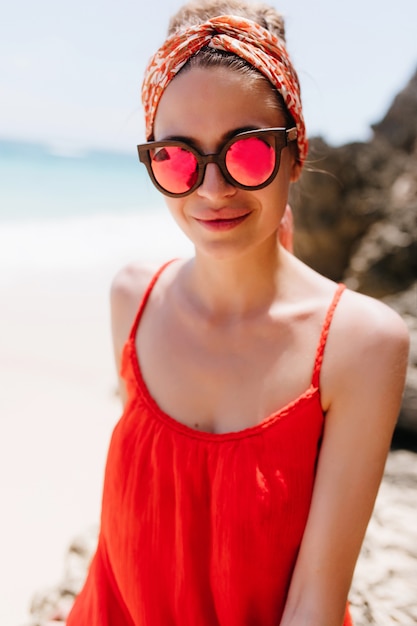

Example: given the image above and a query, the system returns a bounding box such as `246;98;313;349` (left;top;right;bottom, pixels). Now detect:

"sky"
1;0;417;155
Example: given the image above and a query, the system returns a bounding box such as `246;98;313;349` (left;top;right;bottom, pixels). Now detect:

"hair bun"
168;0;286;42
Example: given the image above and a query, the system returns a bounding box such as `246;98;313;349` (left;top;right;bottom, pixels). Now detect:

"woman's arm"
280;291;410;626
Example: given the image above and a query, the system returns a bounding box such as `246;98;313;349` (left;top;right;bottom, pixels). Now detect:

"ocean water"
0;139;193;276
0;139;163;220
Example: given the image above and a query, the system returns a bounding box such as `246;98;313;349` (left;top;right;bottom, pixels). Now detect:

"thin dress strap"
128;259;178;341
311;284;346;389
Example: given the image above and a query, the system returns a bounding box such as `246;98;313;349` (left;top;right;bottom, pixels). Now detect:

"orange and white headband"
141;15;308;165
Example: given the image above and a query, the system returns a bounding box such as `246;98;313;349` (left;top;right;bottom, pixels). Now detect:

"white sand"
0;268;119;625
0;212;193;625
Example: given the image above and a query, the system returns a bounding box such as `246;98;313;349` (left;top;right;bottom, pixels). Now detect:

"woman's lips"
194;213;250;231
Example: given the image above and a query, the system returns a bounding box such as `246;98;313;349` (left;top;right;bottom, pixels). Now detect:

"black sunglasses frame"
137;127;298;198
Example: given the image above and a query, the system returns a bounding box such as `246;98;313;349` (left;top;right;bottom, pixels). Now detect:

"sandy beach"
0;265;120;625
0;212;193;625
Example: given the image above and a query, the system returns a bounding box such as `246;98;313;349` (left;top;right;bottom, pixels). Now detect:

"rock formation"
290;68;417;434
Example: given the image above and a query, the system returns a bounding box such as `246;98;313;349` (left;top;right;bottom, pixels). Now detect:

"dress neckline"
125;337;321;441
122;260;345;442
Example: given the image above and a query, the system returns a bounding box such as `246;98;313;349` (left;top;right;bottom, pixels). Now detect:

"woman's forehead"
153;65;287;141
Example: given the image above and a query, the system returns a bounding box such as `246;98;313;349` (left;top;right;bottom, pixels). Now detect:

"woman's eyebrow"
160;126;261;148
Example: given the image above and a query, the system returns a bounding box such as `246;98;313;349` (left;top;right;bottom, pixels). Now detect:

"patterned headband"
141;15;308;165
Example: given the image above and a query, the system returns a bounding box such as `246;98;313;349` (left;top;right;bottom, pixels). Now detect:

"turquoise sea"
0;139;163;221
0;140;193;275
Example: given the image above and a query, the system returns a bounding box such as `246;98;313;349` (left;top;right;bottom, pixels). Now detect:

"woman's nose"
196;162;237;200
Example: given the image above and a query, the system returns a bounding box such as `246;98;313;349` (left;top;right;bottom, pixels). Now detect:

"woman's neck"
183;240;289;321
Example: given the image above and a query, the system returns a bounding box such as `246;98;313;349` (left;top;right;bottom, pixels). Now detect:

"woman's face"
153;66;301;260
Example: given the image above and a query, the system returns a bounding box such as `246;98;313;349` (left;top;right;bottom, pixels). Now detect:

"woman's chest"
135;310;319;434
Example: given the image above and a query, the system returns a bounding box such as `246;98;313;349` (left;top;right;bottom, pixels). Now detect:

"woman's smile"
194;213;251;231
193;205;252;231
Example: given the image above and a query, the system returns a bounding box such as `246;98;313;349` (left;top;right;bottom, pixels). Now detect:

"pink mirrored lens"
151;147;198;193
226;137;275;186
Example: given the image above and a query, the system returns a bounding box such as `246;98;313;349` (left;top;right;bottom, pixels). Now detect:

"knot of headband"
141;15;308;165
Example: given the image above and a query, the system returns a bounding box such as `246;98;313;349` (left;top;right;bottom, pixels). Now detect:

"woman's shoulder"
336;287;410;347
286;253;409;347
110;261;161;371
321;286;410;409
110;261;159;312
308;288;409;422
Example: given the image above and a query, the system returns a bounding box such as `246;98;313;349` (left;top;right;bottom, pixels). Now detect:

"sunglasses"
137;127;297;198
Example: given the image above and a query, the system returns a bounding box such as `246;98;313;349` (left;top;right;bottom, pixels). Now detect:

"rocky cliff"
290;68;417;434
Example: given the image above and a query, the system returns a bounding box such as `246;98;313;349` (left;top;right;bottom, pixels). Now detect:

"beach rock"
343;145;417;298
291;66;417;434
291;68;417;294
372;68;417;153
349;450;417;626
291;137;392;281
383;284;417;434
25;527;97;626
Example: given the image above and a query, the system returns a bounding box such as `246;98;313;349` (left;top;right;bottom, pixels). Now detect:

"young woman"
67;1;409;624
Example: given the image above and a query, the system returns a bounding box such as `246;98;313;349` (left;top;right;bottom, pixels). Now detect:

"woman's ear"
290;158;302;182
278;204;294;253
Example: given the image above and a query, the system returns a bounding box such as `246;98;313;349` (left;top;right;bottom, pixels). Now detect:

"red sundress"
67;263;352;625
